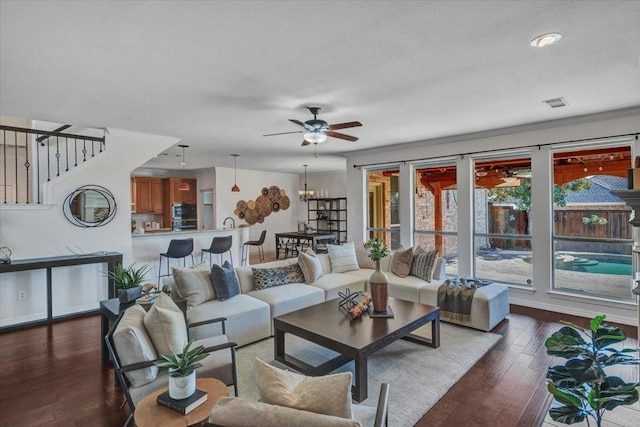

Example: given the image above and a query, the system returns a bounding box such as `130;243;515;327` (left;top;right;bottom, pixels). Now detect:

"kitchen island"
132;227;250;282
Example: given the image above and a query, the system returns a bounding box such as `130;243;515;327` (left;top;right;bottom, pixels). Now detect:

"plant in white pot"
364;237;391;312
156;340;209;400
105;263;152;303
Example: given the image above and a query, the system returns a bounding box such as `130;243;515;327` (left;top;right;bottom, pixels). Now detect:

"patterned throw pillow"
390;246;414;278
255;358;353;419
327;242;359;273
211;261;240;301
252;264;305;290
410;248;439;282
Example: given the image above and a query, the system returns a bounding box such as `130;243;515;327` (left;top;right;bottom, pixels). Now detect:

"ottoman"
419;281;510;331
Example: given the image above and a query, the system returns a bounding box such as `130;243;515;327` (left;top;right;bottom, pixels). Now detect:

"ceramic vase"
369;260;389;312
169;370;196;400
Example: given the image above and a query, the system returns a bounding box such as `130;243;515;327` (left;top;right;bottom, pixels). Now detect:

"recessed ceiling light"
530;32;562;48
543;97;568;108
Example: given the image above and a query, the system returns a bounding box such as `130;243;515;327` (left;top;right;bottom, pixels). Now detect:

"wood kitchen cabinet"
166;178;197;204
132;177;164;214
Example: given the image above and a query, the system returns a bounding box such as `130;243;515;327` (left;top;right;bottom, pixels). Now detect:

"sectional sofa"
167;249;510;348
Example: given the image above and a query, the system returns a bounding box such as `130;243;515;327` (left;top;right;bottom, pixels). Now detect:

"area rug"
234;323;501;427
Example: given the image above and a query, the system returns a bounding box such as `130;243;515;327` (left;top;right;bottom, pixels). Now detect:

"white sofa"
167;251;509;348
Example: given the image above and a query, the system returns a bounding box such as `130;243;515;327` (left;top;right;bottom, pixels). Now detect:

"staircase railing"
0;125;106;204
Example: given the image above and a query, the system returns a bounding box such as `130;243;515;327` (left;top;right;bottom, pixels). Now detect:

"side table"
134;377;228;427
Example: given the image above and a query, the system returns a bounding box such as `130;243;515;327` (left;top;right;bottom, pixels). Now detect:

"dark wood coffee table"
273;297;440;402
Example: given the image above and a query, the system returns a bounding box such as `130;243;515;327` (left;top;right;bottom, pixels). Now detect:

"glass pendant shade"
303;132;328;144
178;181;190;191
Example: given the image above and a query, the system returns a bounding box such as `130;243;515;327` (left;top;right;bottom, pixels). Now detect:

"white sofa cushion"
255;358;353;419
112;304;158;388
248;283;325;320
143;292;188;355
327;242;359;273
311;273;365;300
186;294;271;347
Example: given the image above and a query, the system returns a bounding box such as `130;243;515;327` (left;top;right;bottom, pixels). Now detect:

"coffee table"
273;297;440;402
134;377;228;427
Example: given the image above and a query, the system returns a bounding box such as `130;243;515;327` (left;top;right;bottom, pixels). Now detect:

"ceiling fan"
263;107;362;146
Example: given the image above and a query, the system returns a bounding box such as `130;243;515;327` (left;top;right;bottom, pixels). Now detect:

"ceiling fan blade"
289;119;307;128
301;140;311;146
329;121;362;130
263;130;302;137
327;130;358;142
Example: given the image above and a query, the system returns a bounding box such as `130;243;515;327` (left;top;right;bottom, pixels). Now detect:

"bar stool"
201;236;233;266
158;238;194;284
242;230;266;265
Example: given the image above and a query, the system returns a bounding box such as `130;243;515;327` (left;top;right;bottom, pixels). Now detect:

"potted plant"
155;340;209;400
363;238;391;312
544;314;640;427
105;262;152;303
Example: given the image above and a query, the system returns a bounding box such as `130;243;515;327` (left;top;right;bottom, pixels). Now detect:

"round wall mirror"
63;185;117;227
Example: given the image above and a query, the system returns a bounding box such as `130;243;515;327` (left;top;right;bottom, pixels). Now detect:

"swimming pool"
554;254;632;276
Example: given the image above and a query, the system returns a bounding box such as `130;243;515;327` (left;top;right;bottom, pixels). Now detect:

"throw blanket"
437;277;492;323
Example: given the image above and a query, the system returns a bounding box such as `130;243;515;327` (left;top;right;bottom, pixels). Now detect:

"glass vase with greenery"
544;314;640;427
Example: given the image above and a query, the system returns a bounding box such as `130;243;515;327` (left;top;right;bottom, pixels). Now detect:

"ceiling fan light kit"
264;106;362;147
178;144;190;191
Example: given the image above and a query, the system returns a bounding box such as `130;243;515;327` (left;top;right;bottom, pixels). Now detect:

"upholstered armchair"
105;293;238;426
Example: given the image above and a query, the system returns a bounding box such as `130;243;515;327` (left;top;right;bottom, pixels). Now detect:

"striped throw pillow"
327;242;359;273
410;248;439;282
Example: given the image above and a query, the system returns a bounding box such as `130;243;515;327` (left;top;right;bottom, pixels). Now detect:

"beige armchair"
105;295;238;427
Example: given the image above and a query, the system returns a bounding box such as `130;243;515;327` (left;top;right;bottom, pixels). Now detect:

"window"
552;145;633;300
367;167;401;249
473;155;533;286
414;162;458;275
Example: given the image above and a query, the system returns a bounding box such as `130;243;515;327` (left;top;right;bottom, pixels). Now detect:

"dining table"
274;231;337;259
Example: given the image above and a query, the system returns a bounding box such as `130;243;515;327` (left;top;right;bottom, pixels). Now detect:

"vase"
117;286;142;304
369;260;388;312
169;370;196;400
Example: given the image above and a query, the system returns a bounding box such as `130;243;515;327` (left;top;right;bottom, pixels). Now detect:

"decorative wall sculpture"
234;185;290;225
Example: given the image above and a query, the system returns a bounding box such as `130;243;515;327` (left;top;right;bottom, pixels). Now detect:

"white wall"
214;166;300;253
0;129;178;326
297;170;348;223
346;111;640;326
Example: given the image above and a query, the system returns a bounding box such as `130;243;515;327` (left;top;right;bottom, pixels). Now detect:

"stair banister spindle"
74;138;77;167
55;136;60;177
2;129;6;203
46;134;51;182
25;132;30;204
13;131;18;203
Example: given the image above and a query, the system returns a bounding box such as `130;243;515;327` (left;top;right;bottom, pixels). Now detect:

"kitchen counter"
132;228;242;237
132;228;251;280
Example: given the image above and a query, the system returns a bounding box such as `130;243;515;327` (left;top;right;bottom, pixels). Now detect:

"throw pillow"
409;246;425;277
355;244;376;269
390;246;414;278
327;241;359;273
143;292;187;356
172;261;216;307
112;305;159;387
210;260;240;301
254;358;353;419
298;249;323;284
410;248;439;282
252;264;305;290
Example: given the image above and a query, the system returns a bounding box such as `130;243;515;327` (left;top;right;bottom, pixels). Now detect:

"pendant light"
298;164;315;201
178;144;190;191
230;154;240;193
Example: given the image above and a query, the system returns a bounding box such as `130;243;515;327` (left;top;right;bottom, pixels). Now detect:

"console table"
0;251;123;331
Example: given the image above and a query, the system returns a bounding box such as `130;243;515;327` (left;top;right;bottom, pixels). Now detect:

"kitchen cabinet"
166;178;197;204
132;177;164;214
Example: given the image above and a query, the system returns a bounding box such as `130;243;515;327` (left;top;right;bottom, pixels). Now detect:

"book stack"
157;389;208;415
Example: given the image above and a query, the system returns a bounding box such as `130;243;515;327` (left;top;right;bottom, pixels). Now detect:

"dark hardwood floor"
1;261;637;427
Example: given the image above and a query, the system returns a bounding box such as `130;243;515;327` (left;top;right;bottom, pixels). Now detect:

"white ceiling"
1;1;639;174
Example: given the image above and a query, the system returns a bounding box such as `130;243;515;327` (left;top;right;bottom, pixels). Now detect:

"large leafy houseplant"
544;314;640;426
